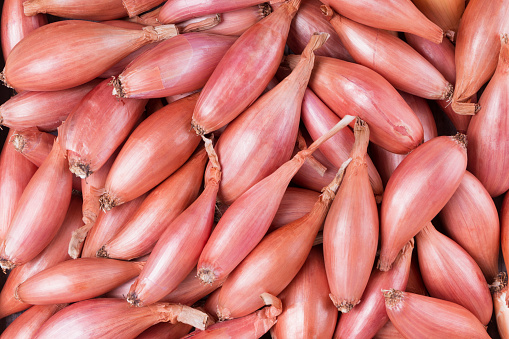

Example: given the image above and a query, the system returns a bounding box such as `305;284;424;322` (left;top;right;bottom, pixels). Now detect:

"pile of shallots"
1;0;509;337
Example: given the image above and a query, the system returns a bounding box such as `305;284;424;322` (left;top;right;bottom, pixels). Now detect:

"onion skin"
270;187;319;230
301;88;383;198
196;116;354;285
126;140;220;307
492;273;509;339
81;193;146;258
216;156;349;319
191;0;302;135
334;240;413;338
99;149;206;260
287;54;424;154
374;321;405;339
23;0;127;20
204;5;269;36
0;304;66;339
0;195;82;319
114;33;236;99
383;289;490;338
321;0;443;43
3;20;179;92
0;140;72;270
439;171;499;281
378;134;467;271
1;0;47;59
10;129;55;168
0;80;99;132
452;0;509;114
59;78;147;179
411;0;464;34
270;247;338;339
288;0;353;61
136;323;192;339
158;0;266;24
99;94;201;211
16;258;144;305
416;223;493;325
122;0;165;17
183;293;281;338
467;35;509;197
406;256;427;296
369;92;437;186
203;32;327;205
326;8;452;101
0;130;37;242
36;299;210;338
324;119;378;313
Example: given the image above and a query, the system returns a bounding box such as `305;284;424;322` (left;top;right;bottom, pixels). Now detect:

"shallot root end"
382;288;403;308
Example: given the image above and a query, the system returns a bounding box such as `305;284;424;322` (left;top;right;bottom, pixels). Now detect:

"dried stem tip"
452;132;467;149
10;133;26;153
382;288;404;308
109;77;125;99
490;272;508;294
197;266;217;285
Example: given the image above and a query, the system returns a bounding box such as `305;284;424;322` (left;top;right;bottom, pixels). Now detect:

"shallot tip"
382;288;404;308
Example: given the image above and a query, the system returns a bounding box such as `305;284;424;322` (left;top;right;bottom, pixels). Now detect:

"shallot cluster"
1;0;509;338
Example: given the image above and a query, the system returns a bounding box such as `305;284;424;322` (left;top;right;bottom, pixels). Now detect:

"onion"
383;289;490;338
98;148;206;260
23;0;127;20
0;130;37;242
112;33;236;99
270;187;319;230
2;20;179;91
1;304;66;338
411;0;464;36
374;321;405;339
321;0;443;43
191;0;302;135
197;115;355;284
378;134;467;271
0;195;82;319
122;0;165;17
467;35;509;197
416;222;493;325
0;140;72;271
492;272;509;339
36;299;210;338
10;129;55;167
203;32;328;205
16;258;144;305
270;247;338;339
324;119;378;312
406;256;427;296
99;94;201;211
334;240;414;338
286;54;424;154
451;0;509;114
126;138;221;307
0;80;99;131
202;4;271;36
136;322;192;339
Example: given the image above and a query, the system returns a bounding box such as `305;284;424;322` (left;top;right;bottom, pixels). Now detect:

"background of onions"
0;0;508;338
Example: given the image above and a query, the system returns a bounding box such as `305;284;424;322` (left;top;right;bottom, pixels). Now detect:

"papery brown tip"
99;193;116;211
69;224;94;259
191;119;207;136
197;266;217;285
109;76;126;99
10;133;26;153
329;293;359;313
126;292;142;307
490;272;508;294
451;100;480;115
144;24;179;42
96;246;109;258
260;3;272;17
444;83;454;101
216;306;231;321
452;133;467;149
180;14;221;34
69;159;92;179
320;5;333;21
23;0;41;16
377;257;392;272
0;258;16;273
260;293;283;317
0;71;13;89
382;289;403;308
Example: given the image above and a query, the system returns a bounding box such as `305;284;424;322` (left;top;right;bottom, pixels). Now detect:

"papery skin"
301;88;383;198
10;129;55;167
0;304;65;339
288;0;353;61
328;11;452;100
270;247;338;339
191;0;302;135
416;223;493;325
320;0;443;43
492;273;509;339
204;5;270;36
384;290;490;339
373;321;405;339
270;187;319;230
202;32;326;205
0;80;99;131
116;33;236;99
1;0;47;59
158;0;266;24
0;140;72;270
287;54;424;154
136;322;192;339
378;135;467;271
292;144;338;192
502;195;509;273
3;20;178;91
100;149;206;260
16;258;144;305
0;195;82;319
452;0;509;114
123;0;165;17
324;120;378;313
81;194;146;258
467;35;509;197
35;299;209;338
23;0;127;20
0;130;37;242
406;256;427;296
99;94;201;210
439;171;499;281
412;0;464;34
369;92;437;186
334;240;413;339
